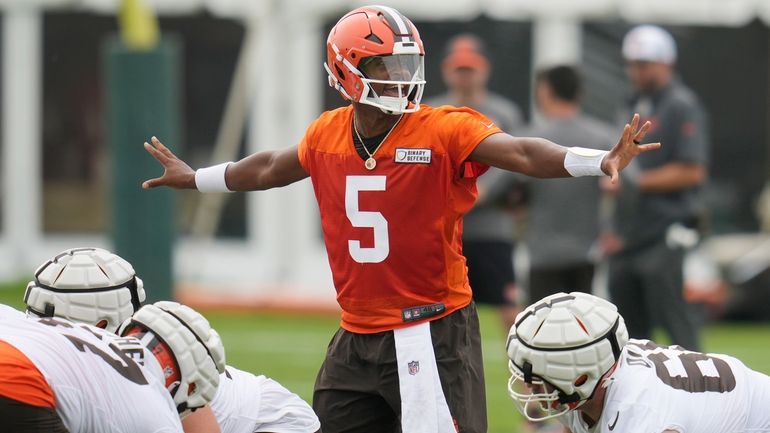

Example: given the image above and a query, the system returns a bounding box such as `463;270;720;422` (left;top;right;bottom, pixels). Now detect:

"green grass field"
2;281;769;433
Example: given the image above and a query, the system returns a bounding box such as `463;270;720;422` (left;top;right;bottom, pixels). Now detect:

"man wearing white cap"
602;25;709;351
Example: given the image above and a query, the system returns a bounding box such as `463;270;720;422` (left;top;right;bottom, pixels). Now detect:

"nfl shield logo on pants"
408;360;420;375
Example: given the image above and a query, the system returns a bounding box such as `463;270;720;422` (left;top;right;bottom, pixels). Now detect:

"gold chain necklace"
353;114;404;170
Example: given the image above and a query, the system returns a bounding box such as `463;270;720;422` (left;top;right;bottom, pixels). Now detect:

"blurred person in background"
519;65;616;302
602;25;709;352
22;247;321;433
427;33;523;132
142;5;658;432
426;33;525;332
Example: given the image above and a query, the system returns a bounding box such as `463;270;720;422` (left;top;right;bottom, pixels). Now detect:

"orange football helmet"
325;5;426;114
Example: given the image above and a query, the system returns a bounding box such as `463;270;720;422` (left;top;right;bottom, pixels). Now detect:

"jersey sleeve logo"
608;411;620;431
395;148;431;164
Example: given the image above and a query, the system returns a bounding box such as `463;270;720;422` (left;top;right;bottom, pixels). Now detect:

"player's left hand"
602;113;660;183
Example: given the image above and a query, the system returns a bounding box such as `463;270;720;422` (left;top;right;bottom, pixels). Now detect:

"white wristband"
195;162;233;192
564;147;609;177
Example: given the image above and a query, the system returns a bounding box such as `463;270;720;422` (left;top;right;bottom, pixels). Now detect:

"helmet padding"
506;292;629;421
24;247;145;332
119;301;225;414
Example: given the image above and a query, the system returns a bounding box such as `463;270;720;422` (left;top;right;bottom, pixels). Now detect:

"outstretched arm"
142;136;309;191
469;113;660;182
224;144;309;191
469;134;569;178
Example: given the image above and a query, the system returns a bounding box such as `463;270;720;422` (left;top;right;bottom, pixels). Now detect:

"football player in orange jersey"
142;5;659;433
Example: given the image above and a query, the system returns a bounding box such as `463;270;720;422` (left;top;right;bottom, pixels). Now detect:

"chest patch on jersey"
395;148;431;164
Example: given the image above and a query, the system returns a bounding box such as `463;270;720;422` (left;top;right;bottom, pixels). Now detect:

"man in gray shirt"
604;25;709;351
425;33;524;330
518;65;616;303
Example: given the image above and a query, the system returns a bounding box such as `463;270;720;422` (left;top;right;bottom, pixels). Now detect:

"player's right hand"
142;136;197;189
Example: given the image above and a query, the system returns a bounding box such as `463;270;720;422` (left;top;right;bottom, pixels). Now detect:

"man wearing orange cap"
429;33;523;135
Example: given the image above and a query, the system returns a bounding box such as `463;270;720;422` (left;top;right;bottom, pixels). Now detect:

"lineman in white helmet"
507;292;770;433
0;299;224;432
507;292;628;422
22;248;320;433
24;247;145;332
118;301;226;416
122;303;320;433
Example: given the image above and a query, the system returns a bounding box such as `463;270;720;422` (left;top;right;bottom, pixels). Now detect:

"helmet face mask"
507;361;583;421
506;292;629;422
325;6;426;114
357;54;425;113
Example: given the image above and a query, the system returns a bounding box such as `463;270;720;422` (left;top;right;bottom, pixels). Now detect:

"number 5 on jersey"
346;176;389;263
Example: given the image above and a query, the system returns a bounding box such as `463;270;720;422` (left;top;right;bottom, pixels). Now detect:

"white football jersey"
559;339;770;433
211;366;320;433
0;313;183;433
0;303;25;319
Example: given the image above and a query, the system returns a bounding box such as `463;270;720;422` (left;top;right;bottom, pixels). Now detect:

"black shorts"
0;395;69;433
463;239;516;306
313;303;486;433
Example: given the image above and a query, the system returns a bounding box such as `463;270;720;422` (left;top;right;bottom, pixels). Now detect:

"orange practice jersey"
298;104;502;333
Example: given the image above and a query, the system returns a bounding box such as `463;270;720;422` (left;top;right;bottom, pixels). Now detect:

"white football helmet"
118;301;226;415
24;247;145;332
506;292;628;421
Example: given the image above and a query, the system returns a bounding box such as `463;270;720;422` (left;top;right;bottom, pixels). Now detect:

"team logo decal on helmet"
118;301;226;415
324;5;426;114
24;247;146;332
506;292;629;421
